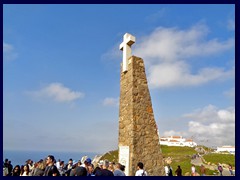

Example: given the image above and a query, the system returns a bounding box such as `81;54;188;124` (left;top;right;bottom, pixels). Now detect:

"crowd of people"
3;157;234;176
3;156;125;176
3;156;149;176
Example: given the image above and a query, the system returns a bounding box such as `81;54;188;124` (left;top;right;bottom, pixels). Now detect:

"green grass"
100;150;118;163
161;145;196;175
99;146;235;176
161;145;196;155
203;153;235;167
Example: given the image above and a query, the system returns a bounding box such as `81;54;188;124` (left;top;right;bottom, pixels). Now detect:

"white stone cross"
119;33;136;72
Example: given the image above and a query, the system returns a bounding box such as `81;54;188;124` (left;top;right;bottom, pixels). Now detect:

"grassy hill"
100;150;119;163
161;145;196;175
203;153;235;167
99;145;235;176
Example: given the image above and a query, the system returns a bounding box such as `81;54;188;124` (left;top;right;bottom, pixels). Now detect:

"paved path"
191;157;233;176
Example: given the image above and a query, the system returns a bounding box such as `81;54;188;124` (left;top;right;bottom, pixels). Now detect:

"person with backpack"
135;162;147;176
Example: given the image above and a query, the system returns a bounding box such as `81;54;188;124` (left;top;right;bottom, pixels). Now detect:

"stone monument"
118;33;164;176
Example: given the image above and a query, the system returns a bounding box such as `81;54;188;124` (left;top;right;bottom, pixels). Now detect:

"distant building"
160;136;197;147
216;146;235;154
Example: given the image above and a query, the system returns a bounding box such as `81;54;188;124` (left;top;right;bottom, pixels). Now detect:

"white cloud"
103;97;119;107
29;83;85;103
183;104;234;123
183;105;218;123
218;108;235;122
182;105;235;147
162;130;188;138
132;23;234;88
148;61;234;88
135;23;234;61
3;42;18;61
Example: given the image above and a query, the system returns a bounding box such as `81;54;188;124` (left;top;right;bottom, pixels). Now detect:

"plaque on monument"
119;146;130;176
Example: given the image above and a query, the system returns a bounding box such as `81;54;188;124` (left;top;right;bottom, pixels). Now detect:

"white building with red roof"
160;136;197;147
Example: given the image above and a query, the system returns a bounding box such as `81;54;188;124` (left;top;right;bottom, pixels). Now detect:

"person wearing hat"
82;158;91;173
84;158;92;165
80;158;90;168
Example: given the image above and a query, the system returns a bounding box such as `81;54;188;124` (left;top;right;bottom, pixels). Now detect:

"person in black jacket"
43;155;60;176
95;159;113;176
168;164;173;176
175;165;182;176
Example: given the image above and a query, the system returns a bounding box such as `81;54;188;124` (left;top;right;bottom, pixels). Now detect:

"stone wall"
119;56;164;176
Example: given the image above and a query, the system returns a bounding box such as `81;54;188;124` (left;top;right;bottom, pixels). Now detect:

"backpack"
168;168;173;176
142;170;146;176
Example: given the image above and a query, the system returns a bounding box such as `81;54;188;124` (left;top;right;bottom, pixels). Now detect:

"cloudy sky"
3;4;235;154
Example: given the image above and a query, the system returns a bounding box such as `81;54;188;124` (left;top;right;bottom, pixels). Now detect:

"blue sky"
3;4;235;154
